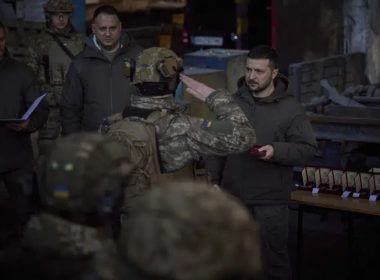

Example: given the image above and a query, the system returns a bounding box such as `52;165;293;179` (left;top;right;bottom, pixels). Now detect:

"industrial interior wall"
85;0;186;21
86;0;150;20
343;0;369;54
275;0;343;74
367;0;380;83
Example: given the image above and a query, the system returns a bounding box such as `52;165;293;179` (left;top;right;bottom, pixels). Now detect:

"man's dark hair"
247;45;279;69
93;5;120;21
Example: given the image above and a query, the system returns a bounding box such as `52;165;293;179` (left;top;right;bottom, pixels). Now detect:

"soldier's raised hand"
180;74;215;101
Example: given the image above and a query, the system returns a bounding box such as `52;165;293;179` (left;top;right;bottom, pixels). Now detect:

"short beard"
249;78;272;94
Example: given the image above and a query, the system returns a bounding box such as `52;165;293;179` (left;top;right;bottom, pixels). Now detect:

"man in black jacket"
0;22;49;239
207;46;317;280
61;5;142;135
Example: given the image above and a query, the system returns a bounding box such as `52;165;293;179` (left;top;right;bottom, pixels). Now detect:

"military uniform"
4;133;134;280
21;213;125;280
100;47;256;210
25;0;84;153
120;182;263;280
130;88;254;173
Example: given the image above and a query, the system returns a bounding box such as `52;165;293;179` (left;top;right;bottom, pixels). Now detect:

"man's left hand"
6;119;30;132
258;145;274;160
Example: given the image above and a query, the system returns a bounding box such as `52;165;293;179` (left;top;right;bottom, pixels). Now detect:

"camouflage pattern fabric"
16;132;133;279
25;28;84;146
100;113;161;211
121;182;262;280
44;0;74;13
23;213;125;280
131;89;256;173
133;47;182;84
39;133;133;214
101;88;255;210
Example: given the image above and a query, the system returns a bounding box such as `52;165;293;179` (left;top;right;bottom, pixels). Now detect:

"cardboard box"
315;168;330;188
354;172;372;193
328;169;344;190
369;173;380;194
302;167;317;187
341;171;357;191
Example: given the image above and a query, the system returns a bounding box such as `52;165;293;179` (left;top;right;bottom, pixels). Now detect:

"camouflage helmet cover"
133;47;183;84
40;133;133;214
123;182;262;280
44;0;74;13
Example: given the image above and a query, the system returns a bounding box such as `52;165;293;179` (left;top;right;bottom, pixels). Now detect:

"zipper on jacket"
109;63;113;115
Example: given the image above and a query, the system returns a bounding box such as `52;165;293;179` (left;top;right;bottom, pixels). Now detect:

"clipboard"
0;94;46;123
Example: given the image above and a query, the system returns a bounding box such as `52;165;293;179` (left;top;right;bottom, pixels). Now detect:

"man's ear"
272;68;279;79
91;23;96;34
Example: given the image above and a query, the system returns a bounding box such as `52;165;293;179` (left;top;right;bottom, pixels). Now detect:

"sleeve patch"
201;119;213;128
53;184;70;200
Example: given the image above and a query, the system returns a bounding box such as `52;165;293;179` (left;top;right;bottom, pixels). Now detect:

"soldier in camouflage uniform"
0;133;133;279
25;0;84;154
120;182;263;280
100;47;256;209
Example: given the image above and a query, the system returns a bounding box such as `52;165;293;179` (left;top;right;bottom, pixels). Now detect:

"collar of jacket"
236;73;292;104
46;24;75;38
83;31;131;60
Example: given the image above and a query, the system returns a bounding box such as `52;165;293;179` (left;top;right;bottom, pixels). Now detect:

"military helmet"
122;182;262;280
44;0;74;13
131;47;183;95
39;133;133;215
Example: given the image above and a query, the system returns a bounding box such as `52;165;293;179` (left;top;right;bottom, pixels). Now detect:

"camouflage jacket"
25;27;84;140
23;213;125;280
25;27;84;101
131;89;256;172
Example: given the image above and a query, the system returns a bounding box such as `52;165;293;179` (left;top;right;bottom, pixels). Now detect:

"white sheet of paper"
369;194;378;202
352;192;360;198
341;191;351;199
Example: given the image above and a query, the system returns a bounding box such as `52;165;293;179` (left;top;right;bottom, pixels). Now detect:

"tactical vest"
100;112;163;209
46;34;83;106
32;31;83;142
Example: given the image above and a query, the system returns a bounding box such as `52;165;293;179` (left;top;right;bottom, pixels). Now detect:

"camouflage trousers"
38;107;61;155
119;170;152;229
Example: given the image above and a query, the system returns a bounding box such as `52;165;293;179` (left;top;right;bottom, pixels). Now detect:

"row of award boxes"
300;167;380;199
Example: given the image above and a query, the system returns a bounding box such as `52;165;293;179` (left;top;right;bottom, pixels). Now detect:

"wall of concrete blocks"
288;53;366;103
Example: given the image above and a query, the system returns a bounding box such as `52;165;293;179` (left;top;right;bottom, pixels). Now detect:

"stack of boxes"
301;166;380;201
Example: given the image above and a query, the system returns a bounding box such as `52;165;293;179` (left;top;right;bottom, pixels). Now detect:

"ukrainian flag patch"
201;119;212;128
53;184;70;200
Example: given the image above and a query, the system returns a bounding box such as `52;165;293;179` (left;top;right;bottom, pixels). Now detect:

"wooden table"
291;190;380;216
291;190;380;280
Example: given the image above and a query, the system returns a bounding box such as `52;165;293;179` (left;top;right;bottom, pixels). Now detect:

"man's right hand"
5;119;30;132
180;74;215;101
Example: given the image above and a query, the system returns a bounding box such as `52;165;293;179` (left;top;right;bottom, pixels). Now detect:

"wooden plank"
307;113;380;126
291;190;380;216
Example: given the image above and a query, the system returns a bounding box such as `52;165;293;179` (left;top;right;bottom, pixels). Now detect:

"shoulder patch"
201;119;213;128
53;184;70;200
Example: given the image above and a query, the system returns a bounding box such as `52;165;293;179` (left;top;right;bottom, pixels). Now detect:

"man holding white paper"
0;22;49;241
